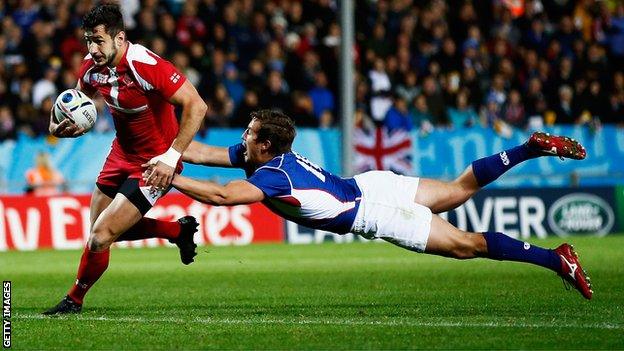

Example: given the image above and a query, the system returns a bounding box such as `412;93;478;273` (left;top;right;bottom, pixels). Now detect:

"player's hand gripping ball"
53;89;97;132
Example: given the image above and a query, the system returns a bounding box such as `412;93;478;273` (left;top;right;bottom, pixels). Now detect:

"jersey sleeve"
132;50;187;99
77;57;97;97
228;143;246;168
247;167;291;198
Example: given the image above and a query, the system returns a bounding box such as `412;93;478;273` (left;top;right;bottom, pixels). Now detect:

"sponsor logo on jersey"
91;72;109;84
547;193;614;236
499;151;510;165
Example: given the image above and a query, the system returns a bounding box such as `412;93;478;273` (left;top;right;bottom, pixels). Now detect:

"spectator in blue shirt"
448;90;477;128
308;71;335;120
384;95;413;132
223;63;245;107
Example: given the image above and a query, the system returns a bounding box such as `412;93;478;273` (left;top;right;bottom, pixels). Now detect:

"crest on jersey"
121;74;134;86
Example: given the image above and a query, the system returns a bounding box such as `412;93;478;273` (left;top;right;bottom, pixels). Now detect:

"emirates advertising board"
0;187;621;251
0;194;284;251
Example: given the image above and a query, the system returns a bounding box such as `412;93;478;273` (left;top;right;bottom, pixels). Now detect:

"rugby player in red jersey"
43;4;207;315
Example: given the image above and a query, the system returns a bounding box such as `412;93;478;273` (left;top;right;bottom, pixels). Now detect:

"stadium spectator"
587;80;610;121
259;70;290;114
187;41;211;75
290;90;318;128
395;70;420;105
483;96;503;128
25;151;65;196
245;58;267;93
606;93;624;126
206;83;235;127
502;89;526;128
486;74;507;110
447;90;477;128
383;95;412;133
32;64;59;109
410;94;434;134
308;70;335;122
524;77;546;119
59;26;87;65
605;3;624;68
231;90;260;128
0;105;16;141
175;1;207;48
223;62;245;107
264;40;286;73
553;85;577;124
11;0;39;33
434;37;462;74
368;58;393;121
421;76;449;126
294;50;321;92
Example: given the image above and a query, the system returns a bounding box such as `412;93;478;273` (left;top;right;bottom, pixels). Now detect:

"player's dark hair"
82;3;125;38
251;109;296;155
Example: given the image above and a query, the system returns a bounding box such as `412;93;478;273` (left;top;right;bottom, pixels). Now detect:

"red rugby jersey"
77;43;187;163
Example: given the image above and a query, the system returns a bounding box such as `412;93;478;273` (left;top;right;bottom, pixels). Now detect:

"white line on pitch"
13;314;624;330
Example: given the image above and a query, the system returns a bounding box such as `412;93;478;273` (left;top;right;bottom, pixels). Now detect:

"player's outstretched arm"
147;80;207;189
170;174;264;206
183;141;233;167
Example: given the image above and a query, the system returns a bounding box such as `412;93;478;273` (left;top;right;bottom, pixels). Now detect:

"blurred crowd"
0;0;623;141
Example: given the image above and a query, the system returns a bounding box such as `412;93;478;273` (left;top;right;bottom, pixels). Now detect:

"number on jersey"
294;152;326;182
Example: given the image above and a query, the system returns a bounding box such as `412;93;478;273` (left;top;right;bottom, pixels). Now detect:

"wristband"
158;147;182;168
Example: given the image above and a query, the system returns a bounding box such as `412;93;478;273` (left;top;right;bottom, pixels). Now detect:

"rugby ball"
53;89;97;132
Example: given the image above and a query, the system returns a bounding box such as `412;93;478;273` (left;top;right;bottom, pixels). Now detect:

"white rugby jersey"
229;143;362;233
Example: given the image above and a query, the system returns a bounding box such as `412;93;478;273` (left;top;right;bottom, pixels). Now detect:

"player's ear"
115;31;126;46
261;140;271;152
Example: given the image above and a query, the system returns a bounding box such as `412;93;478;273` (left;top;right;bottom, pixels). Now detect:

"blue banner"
0;125;622;194
410;126;624;188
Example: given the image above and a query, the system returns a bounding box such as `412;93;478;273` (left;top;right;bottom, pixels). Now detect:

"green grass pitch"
2;235;624;349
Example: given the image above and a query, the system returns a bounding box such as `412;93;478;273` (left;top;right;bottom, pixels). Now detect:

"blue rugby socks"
483;232;561;272
471;144;539;187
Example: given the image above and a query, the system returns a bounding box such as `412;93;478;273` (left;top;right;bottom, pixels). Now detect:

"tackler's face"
84;24;123;67
242;119;262;165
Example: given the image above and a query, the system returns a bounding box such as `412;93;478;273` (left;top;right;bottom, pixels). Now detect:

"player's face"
84;25;122;67
242;119;263;164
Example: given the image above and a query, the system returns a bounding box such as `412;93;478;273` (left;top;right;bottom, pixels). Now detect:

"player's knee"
88;227;116;251
450;180;475;203
449;234;480;259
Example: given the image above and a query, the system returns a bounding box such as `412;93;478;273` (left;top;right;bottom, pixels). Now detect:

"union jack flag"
353;126;413;175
